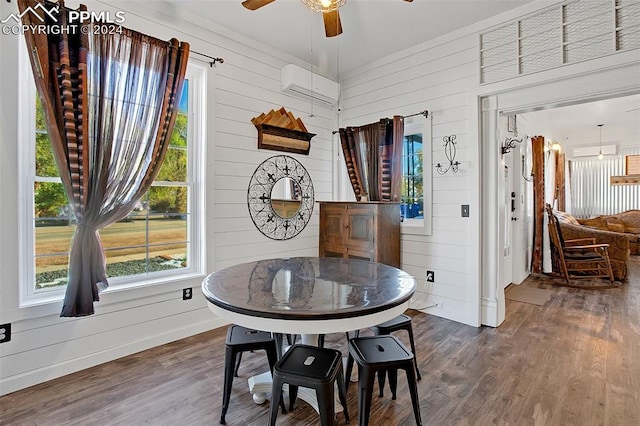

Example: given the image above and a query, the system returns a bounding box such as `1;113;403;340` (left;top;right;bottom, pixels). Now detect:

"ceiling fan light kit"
301;0;346;13
242;0;413;38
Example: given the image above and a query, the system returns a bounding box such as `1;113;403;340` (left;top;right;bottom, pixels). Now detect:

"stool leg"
387;368;398;400
357;366;376;426
269;375;285;426
404;365;422;426
406;325;421;381
377;369;386;397
220;346;236;424
372;328;389;397
265;345;286;415
289;384;299;411
316;384;336;426
273;333;284;359
233;352;242;377
345;353;355;392
336;363;350;424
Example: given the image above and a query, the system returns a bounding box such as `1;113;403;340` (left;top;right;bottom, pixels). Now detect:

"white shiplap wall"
339;33;478;326
0;0;335;395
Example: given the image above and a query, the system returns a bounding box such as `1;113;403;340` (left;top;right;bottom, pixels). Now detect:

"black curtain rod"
191;51;224;67
331;110;429;134
403;110;429;119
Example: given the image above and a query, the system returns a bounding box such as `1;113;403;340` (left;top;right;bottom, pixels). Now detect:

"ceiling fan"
242;0;413;38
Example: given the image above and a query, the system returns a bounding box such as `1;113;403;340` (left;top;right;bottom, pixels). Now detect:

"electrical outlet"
426;270;435;282
0;323;11;343
182;288;192;300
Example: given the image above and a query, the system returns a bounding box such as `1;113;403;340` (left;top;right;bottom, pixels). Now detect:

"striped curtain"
338;116;404;201
19;0;189;316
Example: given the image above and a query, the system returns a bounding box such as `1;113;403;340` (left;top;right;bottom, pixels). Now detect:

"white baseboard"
481;297;502;327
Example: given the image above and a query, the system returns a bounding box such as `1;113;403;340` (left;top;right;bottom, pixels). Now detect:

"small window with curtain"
402;133;424;220
400;117;432;235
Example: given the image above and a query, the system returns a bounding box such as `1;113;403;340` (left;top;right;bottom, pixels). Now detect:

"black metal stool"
347;335;422;426
269;344;350;426
373;314;421;381
220;325;284;424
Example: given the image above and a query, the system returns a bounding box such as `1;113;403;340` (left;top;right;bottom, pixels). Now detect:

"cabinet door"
345;205;375;252
320;205;346;246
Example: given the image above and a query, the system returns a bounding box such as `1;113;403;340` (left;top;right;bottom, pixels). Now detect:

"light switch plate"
461;204;470;217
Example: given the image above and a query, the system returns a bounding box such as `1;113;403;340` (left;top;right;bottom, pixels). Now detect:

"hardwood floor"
2;257;639;425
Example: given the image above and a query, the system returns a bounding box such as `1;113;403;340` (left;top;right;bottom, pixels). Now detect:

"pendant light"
597;124;604;160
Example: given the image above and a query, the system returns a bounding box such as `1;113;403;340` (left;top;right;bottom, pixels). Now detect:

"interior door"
500;131;521;290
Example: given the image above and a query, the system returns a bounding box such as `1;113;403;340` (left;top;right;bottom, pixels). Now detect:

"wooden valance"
252;108;315;155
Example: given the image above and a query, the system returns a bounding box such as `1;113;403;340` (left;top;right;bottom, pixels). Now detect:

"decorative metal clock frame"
247;155;314;240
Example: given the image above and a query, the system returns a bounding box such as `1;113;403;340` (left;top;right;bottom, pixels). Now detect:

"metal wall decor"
435;134;461;174
248;155;314;240
501;137;524;155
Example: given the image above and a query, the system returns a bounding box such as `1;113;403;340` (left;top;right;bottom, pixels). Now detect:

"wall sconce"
501;137;523;155
435;134;460;174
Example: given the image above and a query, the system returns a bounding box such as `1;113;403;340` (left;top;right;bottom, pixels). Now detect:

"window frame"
401;115;432;236
18;44;207;308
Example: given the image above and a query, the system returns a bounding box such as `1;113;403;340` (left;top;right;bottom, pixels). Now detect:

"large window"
400;118;432;235
21;55;206;304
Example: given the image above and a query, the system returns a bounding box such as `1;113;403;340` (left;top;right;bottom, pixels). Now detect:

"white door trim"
477;61;640;327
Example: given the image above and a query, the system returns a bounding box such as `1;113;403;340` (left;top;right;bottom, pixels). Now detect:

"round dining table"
201;256;416;408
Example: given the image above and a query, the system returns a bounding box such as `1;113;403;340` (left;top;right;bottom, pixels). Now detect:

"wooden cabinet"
318;202;400;268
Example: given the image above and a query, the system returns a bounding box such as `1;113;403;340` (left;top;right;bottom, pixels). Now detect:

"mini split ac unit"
572;145;617;157
280;64;340;106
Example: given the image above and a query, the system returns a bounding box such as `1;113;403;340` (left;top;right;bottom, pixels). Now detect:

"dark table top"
202;257;416;321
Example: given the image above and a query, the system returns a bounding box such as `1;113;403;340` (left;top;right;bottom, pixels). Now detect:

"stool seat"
220;325;284;424
373;313;421;381
270;344;349;426
374;313;412;331
348;335;422;426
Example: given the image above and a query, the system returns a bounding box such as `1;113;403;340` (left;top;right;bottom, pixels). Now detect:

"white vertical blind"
570;147;640;217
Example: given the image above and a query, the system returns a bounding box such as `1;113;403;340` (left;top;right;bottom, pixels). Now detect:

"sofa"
577;210;640;255
553;210;631;281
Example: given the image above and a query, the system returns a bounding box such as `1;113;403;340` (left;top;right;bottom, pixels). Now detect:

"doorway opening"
479;66;640;327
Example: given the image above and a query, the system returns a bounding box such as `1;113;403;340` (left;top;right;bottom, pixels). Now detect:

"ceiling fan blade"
323;9;343;37
242;0;275;10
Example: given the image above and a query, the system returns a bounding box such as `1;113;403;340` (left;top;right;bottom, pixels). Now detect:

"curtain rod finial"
209;58;224;67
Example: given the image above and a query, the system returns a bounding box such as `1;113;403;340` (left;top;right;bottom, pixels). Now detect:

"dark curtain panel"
19;0;189;316
338;116;404;202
